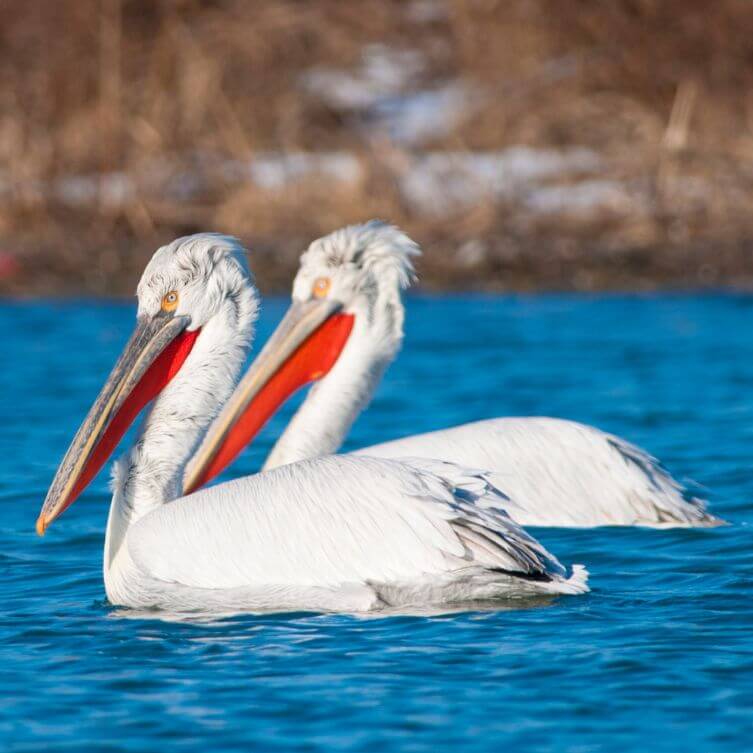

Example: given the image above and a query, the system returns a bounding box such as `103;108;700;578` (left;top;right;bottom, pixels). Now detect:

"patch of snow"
245;152;362;190
405;0;448;23
400;147;601;214
45;153;363;209
54;173;134;208
371;83;478;145
524;180;635;216
455;239;488;267
301;45;424;110
301;45;475;145
8;145;651;223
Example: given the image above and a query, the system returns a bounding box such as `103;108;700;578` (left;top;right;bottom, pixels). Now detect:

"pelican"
185;221;721;528
36;233;587;612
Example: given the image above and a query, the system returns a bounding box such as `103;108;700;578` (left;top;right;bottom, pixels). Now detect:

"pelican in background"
36;233;587;613
185;221;721;528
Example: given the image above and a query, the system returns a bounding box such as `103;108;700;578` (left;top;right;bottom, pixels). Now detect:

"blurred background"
2;0;753;296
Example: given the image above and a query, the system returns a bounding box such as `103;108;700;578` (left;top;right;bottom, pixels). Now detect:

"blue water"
1;294;752;752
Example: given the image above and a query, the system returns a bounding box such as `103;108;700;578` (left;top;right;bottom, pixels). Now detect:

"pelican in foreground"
185;221;721;528
36;233;587;612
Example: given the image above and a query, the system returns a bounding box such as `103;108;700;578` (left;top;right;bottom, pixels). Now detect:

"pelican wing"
355;417;720;528
127;455;566;595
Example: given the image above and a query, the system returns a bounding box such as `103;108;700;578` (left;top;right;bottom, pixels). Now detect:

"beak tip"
35;514;48;537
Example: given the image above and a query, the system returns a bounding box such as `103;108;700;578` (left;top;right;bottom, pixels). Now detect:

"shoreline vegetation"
3;1;753;296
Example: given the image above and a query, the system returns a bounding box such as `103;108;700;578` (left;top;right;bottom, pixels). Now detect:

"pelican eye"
312;277;331;299
161;291;179;312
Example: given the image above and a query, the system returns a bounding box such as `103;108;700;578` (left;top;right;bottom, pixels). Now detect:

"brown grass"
3;0;753;295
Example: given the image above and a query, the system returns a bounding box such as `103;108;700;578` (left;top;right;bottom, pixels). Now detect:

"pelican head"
37;233;257;534
293;219;418;329
184;220;420;491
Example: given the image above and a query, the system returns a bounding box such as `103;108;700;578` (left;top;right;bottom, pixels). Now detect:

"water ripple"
2;295;752;752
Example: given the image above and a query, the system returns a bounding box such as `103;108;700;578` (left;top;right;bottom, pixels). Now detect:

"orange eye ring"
162;291;179;312
312;277;331;299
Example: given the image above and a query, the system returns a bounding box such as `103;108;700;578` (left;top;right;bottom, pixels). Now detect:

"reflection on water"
109;596;558;626
2;295;752;752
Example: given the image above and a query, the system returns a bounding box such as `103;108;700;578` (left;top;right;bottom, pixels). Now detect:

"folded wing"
127;455;572;595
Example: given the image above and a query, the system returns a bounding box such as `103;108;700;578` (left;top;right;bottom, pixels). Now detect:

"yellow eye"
312;277;331;299
162;291;179;312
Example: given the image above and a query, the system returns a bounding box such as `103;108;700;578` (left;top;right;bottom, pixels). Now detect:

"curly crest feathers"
300;220;420;291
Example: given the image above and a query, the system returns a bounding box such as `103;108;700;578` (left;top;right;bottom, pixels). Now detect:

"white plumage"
38;233;588;614
188;221;721;528
116;455;587;612
355;418;715;528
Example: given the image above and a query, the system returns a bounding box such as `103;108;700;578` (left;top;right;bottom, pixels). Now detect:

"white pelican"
185;221;721;528
36;233;587;612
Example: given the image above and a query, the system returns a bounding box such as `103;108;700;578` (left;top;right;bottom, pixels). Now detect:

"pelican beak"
36;312;198;535
183;298;354;494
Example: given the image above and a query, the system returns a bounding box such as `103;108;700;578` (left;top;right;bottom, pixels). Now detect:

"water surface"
1;294;751;751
